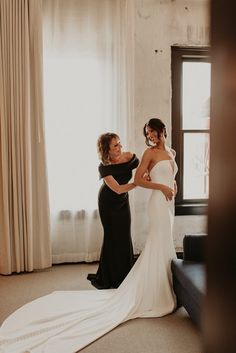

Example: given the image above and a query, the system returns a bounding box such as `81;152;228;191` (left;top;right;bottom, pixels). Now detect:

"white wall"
133;0;210;252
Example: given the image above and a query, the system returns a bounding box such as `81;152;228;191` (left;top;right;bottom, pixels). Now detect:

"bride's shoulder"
142;147;156;161
165;145;176;158
170;148;176;158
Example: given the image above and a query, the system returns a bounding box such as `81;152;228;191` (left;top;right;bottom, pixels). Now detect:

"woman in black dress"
87;133;139;289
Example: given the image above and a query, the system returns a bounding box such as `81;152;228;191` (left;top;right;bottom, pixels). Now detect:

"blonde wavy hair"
97;132;119;165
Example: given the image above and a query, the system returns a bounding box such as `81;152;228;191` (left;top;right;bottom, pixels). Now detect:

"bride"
0;118;178;353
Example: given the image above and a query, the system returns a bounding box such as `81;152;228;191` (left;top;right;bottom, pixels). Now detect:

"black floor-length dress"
88;154;139;289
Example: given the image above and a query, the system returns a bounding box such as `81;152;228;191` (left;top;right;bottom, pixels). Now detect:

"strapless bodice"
149;160;178;188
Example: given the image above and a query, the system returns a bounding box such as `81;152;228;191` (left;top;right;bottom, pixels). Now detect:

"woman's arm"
134;149;174;201
174;180;177;196
103;175;135;194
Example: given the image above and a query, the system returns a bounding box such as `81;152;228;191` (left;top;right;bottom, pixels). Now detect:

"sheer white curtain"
42;0;135;263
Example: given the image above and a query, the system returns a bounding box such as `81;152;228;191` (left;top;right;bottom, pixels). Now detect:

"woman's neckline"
104;154;135;167
149;158;175;174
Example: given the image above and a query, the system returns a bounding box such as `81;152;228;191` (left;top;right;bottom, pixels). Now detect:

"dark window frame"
171;46;210;216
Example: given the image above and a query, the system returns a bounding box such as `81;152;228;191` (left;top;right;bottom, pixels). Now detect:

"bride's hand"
143;172;151;181
160;185;174;201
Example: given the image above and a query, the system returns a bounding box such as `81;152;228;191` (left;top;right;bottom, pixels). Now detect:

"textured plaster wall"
133;0;210;252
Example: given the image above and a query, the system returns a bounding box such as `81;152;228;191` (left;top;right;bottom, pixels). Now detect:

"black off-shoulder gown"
88;154;139;289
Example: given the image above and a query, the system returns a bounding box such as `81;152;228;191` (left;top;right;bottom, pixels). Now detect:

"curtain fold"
0;0;51;275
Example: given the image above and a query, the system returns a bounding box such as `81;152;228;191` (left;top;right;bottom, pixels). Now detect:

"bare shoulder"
170;148;176;158
123;151;134;161
148;146;162;157
142;147;155;160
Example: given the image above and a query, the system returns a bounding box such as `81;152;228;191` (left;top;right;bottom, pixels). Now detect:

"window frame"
171;46;210;216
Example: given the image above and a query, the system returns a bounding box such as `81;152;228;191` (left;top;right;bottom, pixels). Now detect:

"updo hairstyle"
143;118;167;147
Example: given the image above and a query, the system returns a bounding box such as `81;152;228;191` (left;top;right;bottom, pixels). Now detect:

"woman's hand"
143;171;151;181
160;185;174;201
104;176;136;194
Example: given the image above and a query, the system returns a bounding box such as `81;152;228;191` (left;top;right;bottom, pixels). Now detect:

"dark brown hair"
97;132;119;165
143;118;167;146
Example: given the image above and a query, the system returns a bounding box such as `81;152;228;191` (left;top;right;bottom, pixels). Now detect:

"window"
171;47;211;215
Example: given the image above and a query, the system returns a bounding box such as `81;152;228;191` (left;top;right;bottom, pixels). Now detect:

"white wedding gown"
0;159;178;353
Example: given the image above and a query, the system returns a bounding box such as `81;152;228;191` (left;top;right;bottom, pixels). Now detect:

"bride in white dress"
0;118;178;353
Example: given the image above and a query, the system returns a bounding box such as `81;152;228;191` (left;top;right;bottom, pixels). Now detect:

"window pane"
182;62;211;129
183;133;209;199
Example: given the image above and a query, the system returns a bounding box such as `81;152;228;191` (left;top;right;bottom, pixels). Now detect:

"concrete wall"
133;0;210;252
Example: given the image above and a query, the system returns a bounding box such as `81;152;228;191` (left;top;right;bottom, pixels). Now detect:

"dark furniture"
171;234;207;329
